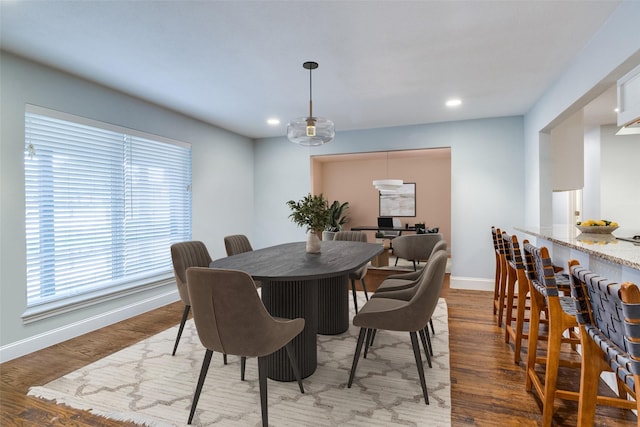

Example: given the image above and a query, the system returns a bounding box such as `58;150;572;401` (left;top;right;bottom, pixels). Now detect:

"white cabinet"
617;63;640;127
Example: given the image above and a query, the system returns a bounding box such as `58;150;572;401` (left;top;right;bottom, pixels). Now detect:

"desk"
351;225;417;233
210;240;382;381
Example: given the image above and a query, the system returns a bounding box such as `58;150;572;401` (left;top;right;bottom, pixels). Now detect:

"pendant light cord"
309;65;313;118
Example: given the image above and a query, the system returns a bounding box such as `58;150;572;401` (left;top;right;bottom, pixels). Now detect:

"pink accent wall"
311;148;451;246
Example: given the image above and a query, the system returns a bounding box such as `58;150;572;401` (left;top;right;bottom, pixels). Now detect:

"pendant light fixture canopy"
287;61;335;146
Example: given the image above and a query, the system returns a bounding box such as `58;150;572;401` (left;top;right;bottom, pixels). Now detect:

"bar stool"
523;242;582;426
501;233;531;364
567;260;638;424
491;226;508;326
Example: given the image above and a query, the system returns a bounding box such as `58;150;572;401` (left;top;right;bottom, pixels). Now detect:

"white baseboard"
449;276;493;291
0;290;179;364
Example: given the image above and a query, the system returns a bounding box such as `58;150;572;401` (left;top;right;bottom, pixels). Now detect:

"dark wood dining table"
209;240;382;381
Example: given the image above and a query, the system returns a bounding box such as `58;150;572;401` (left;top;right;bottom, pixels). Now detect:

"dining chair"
333;230;370;313
224;234;262;288
170;241;212;356
392;233;443;270
347;250;448;405
185;267;305;426
373;239;447;337
224;234;254;256
567;260;638;425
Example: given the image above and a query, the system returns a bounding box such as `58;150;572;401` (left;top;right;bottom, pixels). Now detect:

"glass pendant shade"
288;61;335;146
287;117;335;146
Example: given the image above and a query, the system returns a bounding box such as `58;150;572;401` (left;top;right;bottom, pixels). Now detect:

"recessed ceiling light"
267;118;280;125
446;99;462;107
614;107;619;113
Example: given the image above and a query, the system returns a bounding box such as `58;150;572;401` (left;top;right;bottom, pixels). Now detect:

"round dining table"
210;240;382;381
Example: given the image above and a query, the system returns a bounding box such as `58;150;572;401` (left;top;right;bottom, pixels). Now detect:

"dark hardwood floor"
1;269;636;426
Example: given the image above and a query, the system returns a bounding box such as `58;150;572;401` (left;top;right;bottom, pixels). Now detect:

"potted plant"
322;200;350;241
286;193;332;253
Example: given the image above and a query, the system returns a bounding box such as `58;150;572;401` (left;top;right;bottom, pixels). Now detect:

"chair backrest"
404;250;448;329
224;234;254;256
523;242;559;298
186;267;288;357
170;241;212;305
430;239;448;257
393;233;443;261
333;231;368;243
502;232;524;271
568;260;640;391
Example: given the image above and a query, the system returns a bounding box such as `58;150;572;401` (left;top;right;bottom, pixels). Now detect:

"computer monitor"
377;217;394;228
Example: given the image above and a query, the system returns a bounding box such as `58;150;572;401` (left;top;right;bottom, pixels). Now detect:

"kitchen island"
515;225;640;284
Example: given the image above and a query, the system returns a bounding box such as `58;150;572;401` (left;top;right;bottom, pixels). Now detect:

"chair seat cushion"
353;298;416;331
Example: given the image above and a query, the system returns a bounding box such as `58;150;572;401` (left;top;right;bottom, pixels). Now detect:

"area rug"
29;296;451;426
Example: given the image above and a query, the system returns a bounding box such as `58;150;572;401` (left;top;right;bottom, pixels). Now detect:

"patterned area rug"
29;296;450;426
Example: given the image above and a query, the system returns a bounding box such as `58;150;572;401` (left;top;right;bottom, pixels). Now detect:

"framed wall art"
379;182;416;217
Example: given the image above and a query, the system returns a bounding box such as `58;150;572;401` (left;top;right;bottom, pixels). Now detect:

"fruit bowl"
576;225;619;234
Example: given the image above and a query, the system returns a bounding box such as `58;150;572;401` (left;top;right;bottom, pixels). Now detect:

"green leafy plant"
286;193;332;234
326;200;349;232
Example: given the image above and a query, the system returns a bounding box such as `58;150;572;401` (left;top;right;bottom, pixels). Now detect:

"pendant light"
287;61;335;146
373;152;403;192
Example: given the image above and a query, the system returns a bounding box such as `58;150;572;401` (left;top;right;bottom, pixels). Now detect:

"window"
23;105;192;321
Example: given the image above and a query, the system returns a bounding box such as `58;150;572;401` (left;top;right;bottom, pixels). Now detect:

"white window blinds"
24;107;192;314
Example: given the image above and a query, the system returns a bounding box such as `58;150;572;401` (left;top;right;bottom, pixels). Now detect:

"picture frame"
379;182;416;217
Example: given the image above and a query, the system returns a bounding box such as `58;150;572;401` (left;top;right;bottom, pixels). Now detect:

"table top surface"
515;225;640;271
210;241;383;281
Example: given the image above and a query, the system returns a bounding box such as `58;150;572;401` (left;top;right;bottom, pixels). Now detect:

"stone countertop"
514;225;640;271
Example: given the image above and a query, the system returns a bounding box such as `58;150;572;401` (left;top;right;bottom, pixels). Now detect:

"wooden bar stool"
567;260;638;425
502;233;531;364
491;226;508;327
523;243;633;426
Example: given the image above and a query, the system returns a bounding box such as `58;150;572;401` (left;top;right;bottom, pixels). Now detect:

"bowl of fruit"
576;219;619;234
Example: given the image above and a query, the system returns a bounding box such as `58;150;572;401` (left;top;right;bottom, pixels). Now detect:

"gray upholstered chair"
224;234;261;288
224;234;254;256
367;244;447;354
333;230;370;313
185;267;305;426
170;241;212;356
392;233;443;270
347;250;448;405
567;260;639;425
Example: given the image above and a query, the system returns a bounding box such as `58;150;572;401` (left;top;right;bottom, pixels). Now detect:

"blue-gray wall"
0;52;254;360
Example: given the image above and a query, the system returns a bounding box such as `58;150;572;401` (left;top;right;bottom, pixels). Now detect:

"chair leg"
188;349;213;424
351;280;359;314
421;326;433;356
410;331;429;405
172;305;190;356
223;354;228;365
368;329;377;348
348;328;367;388
257;356;268;427
284;342;305;394
364;328;374;359
241;356;246;381
361;279;369;301
429;319;435;335
412;260;417;271
419;328;432;368
395;257;399;266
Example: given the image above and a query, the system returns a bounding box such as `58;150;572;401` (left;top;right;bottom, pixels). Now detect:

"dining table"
209;240;382;381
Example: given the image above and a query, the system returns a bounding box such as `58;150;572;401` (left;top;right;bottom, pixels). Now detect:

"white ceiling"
0;0;621;139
